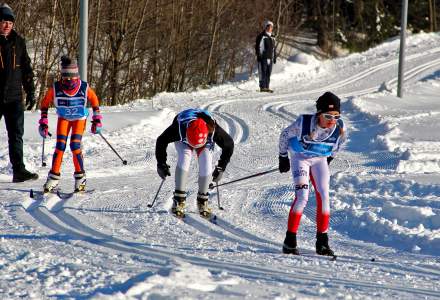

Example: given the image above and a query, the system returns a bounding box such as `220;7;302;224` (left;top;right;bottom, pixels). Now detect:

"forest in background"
9;0;440;106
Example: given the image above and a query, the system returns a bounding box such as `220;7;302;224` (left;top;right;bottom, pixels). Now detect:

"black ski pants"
0;101;26;172
258;59;273;89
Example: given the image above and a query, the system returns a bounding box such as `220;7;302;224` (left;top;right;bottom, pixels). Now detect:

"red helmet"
186;118;208;148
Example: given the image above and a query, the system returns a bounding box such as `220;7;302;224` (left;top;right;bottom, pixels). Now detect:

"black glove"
327;156;334;165
212;166;225;182
157;163;171;179
279;156;290;173
25;94;35;111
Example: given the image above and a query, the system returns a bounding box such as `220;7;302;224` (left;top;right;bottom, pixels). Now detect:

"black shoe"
315;232;335;256
282;244;300;255
282;231;299;255
13;169;39;183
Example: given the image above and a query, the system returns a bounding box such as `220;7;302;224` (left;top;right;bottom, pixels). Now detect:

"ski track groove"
155;195;280;253
5;40;440;298
182;214;278;254
15;206;440;298
21;188;439;283
201;46;440;109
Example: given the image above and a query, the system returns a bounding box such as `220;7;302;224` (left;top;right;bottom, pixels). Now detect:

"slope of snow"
1;32;440;299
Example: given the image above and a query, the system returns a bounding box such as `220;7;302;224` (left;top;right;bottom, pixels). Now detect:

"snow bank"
333;172;440;255
350;79;440;174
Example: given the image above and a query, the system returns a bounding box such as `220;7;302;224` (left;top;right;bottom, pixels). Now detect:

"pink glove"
91;114;102;134
38;118;49;138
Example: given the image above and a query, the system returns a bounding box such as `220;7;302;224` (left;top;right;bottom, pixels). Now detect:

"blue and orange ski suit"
40;81;100;176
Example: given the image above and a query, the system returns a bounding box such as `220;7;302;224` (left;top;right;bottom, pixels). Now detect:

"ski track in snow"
1;33;440;298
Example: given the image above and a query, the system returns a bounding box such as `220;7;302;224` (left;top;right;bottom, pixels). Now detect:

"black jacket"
0;30;35;104
156;116;234;170
255;31;276;62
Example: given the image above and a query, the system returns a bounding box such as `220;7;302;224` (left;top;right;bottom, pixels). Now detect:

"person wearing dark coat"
0;3;38;182
255;20;277;93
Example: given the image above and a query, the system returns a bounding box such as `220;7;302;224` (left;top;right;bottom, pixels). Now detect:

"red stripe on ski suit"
287;172;330;234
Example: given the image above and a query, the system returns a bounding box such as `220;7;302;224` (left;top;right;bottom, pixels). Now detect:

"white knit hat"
263;20;273;29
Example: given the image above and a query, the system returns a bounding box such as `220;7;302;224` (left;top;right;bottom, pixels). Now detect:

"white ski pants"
174;141;213;194
287;154;330;233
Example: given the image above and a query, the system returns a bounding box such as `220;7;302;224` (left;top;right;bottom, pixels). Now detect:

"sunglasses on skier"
322;113;341;120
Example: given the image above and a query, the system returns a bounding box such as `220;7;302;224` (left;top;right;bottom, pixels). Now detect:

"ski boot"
43;171;60;193
13;168;38;183
74;172;87;192
315;232;335;256
171;190;186;218
197;192;212;219
282;231;299;255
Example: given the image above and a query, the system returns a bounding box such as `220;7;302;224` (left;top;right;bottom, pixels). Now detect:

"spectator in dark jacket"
0;3;38;182
255;20;277;93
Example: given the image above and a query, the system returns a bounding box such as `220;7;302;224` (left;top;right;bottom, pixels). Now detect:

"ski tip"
30;189;34;198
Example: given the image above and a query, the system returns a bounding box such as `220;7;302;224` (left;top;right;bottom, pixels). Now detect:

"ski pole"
41;137;46;167
41;132;52;167
215;183;224;210
98;132;128;165
147;178;166;208
209;168;278;189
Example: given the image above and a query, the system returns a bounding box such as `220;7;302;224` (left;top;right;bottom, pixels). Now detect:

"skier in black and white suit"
155;108;234;217
255;20;277;93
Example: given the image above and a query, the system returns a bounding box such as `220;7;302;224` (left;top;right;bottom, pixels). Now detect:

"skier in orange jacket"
38;56;102;193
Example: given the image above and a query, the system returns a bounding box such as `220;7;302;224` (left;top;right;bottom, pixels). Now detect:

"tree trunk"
428;0;437;32
89;0;101;86
39;0;58;95
205;0;220;84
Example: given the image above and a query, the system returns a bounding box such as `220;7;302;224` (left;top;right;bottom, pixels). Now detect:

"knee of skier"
70;141;81;151
56;141;67;151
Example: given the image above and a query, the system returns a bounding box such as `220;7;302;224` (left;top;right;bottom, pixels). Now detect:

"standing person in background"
155;108;234;219
39;56;103;193
255;20;276;93
0;3;38;183
278;92;347;257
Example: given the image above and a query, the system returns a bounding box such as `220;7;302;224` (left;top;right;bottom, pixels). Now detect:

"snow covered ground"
1;33;440;299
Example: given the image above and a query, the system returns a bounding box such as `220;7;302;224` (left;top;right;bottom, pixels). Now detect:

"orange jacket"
40;84;100;111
